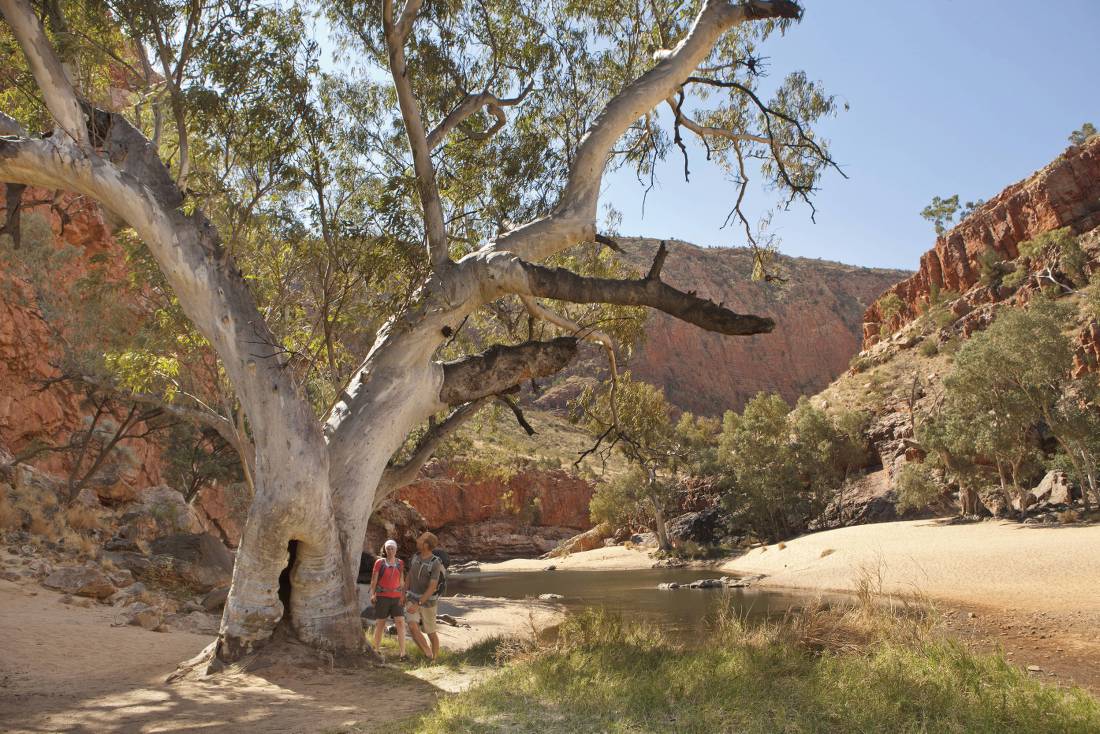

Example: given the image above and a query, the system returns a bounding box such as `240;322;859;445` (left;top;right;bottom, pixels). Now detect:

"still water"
448;568;829;641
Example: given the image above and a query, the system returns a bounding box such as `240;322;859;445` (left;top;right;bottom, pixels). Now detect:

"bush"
918;339;939;357
895;462;943;513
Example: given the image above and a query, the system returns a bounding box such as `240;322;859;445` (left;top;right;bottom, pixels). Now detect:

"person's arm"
369;560;380;601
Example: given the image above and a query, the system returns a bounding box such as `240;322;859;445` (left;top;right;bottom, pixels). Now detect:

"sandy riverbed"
718;518;1100;612
0;576;559;733
479;544;659;571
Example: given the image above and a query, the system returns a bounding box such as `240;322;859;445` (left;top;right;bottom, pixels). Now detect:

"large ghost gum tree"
0;0;820;660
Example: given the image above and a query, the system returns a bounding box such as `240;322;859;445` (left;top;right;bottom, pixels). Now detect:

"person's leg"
372;618;385;651
420;604;440;659
406;615;432;658
395;616;407;656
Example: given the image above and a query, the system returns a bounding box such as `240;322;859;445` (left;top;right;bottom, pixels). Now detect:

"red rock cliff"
863;137;1100;347
616;238;910;415
0;187;165;499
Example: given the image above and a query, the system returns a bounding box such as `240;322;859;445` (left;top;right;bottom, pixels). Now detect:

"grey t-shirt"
408;553;442;602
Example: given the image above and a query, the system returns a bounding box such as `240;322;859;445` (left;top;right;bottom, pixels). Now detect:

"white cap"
383;539;398;550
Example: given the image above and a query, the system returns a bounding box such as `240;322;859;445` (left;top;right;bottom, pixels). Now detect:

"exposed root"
167;629;383;684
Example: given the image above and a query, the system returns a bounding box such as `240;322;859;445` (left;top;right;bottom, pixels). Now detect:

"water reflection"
448;568;831;641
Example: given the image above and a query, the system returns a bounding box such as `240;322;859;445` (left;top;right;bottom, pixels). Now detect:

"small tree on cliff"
1069;122;1097;146
0;0;838;661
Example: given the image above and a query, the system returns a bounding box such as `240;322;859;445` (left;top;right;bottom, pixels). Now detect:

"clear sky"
603;0;1100;271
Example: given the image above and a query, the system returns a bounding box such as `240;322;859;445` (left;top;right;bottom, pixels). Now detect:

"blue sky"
603;0;1100;271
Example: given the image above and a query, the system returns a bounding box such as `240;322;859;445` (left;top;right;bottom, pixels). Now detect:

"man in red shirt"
369;538;407;660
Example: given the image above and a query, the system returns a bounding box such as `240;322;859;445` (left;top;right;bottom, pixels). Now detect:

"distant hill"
614;237;910;415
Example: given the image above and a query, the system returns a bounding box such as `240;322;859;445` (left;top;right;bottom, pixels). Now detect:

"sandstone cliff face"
0;187;165;499
864;137;1100;347
393;462;595;560
616;238;909;415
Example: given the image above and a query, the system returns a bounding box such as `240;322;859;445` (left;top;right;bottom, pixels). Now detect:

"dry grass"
0;485;22;530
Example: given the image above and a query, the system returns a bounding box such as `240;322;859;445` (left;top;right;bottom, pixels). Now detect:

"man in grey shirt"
406;531;444;660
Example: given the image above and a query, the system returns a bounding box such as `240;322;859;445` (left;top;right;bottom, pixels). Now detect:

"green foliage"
703;395;863;541
404;607;1100;734
894;462;943;513
918;338;939;357
878;292;905;321
920;196;983;236
977;247;1006;287
1068;122;1098;146
1016;227;1087;287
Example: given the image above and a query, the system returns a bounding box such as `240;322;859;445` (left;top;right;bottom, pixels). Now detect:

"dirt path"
0;577;559;733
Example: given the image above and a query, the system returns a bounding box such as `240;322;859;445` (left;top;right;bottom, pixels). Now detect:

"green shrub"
895;462;944;512
918;339;939;357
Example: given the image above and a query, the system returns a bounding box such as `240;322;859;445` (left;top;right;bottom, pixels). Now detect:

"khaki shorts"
406;601;437;634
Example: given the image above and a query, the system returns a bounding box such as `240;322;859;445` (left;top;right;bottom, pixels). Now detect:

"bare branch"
382;0;450;269
426;84;533;150
497;394;535;436
487;0;802;263
0;111;27;136
439;337;578;406
664;96;770;145
482;249;774;336
375;397;489;504
0;0;88;144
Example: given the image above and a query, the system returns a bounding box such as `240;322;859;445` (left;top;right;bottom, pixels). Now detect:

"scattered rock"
108;569;135;588
657;582;680;590
121;602;163;631
450;561;481;574
687;578;723;589
545;523;612;559
164;611;220;635
1027;665;1043;673
109;581;150;607
201;586;229;612
43;564;117;600
148;533;234;592
666;507;727;545
545;565;557;572
0;570;20;583
1030;471;1076;506
437;613;461;627
537;593;564;600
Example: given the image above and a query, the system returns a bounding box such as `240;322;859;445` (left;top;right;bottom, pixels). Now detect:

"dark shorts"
374;595;404;621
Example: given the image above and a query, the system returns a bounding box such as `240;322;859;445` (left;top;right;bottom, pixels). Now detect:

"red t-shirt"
373;558;403;598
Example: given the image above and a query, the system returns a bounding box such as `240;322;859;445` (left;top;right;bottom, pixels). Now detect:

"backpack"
431;548;449;597
373;557;404;595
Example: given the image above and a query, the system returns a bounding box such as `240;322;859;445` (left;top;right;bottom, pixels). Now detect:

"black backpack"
431;548;450;598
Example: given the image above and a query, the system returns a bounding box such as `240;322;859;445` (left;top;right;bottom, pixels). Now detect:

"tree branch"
0;0;88;145
438;337;578;406
482;248;774;336
486;0;802;263
374;397;490;505
382;0;450;270
425;84;533;150
664;95;770;145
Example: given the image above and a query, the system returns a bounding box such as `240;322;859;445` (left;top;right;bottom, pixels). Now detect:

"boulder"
164;611;220;635
123;602;163;630
149;533;234;592
667;507;727;545
687;578;723;589
43;564;116;599
201;586;229;612
109;582;151;607
133;485;203;537
544;522;612;559
537;593;564;601
657;582;680;590
1030;471;1076;506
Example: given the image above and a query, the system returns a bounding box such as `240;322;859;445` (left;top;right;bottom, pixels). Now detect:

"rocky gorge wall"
616;238;910;415
863;137;1100;346
0;187;166;500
